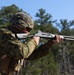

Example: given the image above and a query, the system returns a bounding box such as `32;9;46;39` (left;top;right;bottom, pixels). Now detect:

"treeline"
0;4;74;75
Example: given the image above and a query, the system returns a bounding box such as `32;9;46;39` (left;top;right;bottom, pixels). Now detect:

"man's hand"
51;35;63;44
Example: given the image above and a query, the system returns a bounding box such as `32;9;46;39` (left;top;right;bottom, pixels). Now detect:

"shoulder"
0;27;13;41
0;27;12;34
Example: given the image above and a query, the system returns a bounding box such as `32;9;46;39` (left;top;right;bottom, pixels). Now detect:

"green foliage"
34;8;57;32
0;4;23;27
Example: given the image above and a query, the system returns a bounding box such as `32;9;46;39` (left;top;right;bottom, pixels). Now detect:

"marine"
0;12;63;75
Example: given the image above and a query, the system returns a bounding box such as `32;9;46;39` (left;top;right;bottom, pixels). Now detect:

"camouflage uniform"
0;12;54;75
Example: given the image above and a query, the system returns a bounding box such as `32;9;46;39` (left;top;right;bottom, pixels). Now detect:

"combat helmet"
10;12;34;29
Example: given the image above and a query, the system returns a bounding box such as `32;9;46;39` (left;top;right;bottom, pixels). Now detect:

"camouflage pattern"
0;28;37;74
0;28;53;75
0;27;53;60
0;28;37;60
10;12;34;29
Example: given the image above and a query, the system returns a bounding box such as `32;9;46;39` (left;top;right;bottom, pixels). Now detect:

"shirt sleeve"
0;37;38;60
27;41;54;60
22;39;37;59
14;39;38;60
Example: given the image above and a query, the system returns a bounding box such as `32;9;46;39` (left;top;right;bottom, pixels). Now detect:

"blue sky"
0;0;74;22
